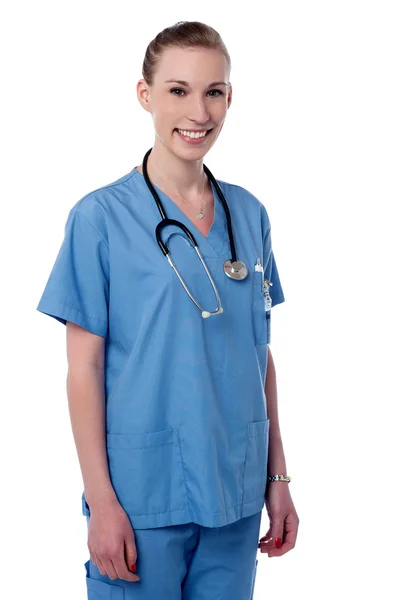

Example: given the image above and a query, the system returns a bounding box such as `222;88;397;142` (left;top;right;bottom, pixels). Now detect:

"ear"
227;83;233;109
137;79;152;114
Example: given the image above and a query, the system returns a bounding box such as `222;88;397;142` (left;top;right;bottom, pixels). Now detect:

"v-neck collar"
132;167;228;258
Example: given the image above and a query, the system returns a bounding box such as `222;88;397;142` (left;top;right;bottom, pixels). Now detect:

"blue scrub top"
37;166;285;529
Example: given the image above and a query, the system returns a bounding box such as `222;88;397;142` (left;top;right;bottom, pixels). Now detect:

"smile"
174;129;214;146
176;129;211;139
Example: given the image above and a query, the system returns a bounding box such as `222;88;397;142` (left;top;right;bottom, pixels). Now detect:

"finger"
113;553;140;583
258;527;273;545
274;512;299;550
266;540;295;557
258;537;273;549
270;518;285;549
94;555;107;577
102;558;119;580
124;537;139;574
89;551;99;569
259;523;286;553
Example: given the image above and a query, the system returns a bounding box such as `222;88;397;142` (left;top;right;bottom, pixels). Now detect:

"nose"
186;93;211;125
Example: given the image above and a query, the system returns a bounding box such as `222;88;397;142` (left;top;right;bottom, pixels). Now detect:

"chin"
170;144;209;162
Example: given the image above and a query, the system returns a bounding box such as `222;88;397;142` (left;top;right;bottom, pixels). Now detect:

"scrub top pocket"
251;271;269;346
106;428;188;518
243;419;270;505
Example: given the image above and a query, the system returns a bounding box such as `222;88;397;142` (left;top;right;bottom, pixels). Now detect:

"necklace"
150;164;207;220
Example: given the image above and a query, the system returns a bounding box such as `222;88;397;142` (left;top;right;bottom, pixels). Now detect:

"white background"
1;1;398;598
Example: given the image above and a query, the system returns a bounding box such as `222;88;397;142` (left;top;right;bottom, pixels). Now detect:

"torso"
73;166;276;529
135;165;215;238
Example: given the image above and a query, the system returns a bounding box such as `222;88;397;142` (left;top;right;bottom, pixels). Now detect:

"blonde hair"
142;21;231;86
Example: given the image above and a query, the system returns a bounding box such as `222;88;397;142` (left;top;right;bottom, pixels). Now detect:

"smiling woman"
36;19;297;600
136;34;232;176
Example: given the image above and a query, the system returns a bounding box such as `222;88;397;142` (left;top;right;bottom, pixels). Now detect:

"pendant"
196;211;204;220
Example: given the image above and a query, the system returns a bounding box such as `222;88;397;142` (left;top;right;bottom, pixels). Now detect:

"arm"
259;346;299;557
265;345;287;476
66;321;118;510
66;321;140;581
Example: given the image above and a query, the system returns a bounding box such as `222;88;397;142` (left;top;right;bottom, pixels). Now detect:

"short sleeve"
36;208;109;337
267;250;285;307
263;227;285;344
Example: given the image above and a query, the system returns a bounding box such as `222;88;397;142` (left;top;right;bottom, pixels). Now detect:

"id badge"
254;258;273;312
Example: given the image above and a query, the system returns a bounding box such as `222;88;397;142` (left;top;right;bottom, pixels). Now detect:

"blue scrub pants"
84;511;262;600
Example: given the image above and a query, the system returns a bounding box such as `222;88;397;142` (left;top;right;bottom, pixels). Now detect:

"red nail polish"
130;564;137;572
274;538;282;548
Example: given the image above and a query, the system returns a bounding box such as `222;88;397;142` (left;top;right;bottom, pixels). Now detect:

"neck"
145;141;206;196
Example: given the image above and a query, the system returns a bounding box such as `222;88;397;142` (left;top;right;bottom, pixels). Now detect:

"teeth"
177;129;208;139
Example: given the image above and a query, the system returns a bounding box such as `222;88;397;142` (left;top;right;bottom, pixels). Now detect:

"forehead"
154;46;229;82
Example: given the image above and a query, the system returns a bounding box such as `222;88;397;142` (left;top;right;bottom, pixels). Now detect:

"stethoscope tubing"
142;148;237;263
141;147;248;317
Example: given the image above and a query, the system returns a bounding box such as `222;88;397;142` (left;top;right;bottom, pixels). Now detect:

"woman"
37;20;299;600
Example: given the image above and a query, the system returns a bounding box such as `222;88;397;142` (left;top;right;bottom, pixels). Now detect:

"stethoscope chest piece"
223;259;248;281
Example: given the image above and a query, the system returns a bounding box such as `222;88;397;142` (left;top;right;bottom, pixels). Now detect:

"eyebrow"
164;79;228;87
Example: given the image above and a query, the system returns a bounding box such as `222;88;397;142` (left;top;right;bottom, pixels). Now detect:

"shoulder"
65;168;138;242
215;177;271;231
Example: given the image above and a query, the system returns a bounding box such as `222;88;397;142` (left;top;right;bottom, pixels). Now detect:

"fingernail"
130;564;137;572
274;538;282;548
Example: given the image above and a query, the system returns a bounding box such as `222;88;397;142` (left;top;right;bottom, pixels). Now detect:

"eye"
170;88;185;96
169;88;224;97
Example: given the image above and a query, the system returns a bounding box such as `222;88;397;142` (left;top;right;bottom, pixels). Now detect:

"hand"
258;483;299;557
87;497;141;582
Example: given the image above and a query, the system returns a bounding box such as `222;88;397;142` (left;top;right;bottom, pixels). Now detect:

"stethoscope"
142;148;248;319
